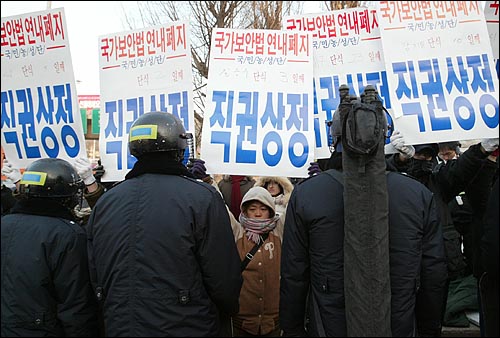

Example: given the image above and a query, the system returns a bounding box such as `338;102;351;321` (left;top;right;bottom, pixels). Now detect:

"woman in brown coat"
232;186;283;337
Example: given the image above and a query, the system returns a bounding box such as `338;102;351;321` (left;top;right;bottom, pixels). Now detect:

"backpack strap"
241;232;270;271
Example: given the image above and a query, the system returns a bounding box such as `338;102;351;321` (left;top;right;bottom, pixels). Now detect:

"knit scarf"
230;175;245;219
239;213;280;244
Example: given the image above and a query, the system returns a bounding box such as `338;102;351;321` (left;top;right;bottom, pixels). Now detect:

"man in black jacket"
280;117;448;336
1;158;22;216
389;134;499;333
86;111;242;337
480;173;499;337
388;136;498;280
1;183;16;216
1;158;99;337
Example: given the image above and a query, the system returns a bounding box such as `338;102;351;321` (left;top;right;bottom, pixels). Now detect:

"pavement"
442;324;480;337
442;312;481;337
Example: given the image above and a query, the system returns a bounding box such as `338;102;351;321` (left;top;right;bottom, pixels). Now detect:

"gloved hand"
481;138;499;153
307;162;321;176
93;163;105;182
390;130;415;159
74;157;96;186
188;159;209;179
1;159;22;183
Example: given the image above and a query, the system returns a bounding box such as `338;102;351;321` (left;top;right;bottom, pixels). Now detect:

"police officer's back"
280;105;448;336
1;158;99;337
86;111;242;337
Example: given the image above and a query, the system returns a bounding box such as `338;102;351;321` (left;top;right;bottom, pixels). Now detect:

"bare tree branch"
324;1;359;10
122;1;359;146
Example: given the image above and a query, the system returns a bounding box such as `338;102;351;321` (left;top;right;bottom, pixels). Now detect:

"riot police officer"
1;158;99;337
86;111;242;337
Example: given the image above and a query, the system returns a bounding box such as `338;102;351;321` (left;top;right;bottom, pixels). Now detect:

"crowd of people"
1;108;498;337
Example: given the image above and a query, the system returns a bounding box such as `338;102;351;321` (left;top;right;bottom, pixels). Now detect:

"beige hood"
254;176;294;206
240;186;276;218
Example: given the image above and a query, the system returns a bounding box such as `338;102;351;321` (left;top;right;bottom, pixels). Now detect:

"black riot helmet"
18;158;83;198
128;111;189;161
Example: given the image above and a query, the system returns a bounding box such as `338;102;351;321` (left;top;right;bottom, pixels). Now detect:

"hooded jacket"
234;186;284;335
233;186;285;242
254;176;294;222
240;186;277;216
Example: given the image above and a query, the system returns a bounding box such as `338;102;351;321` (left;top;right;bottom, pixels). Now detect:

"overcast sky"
1;1;323;95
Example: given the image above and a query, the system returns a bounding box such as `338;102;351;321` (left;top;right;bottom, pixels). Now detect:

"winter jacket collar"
11;199;77;221
125;153;194;180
